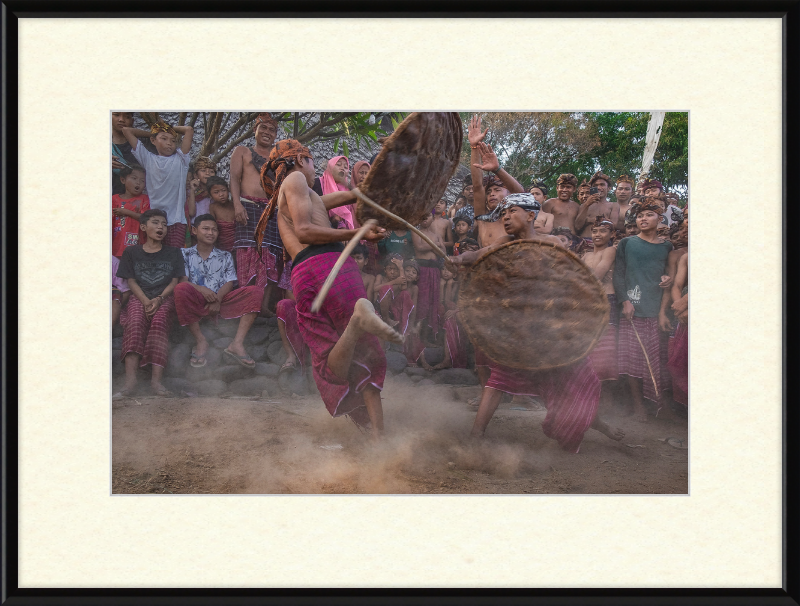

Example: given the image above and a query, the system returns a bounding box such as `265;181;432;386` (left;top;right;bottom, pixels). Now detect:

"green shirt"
613;236;673;318
378;230;414;260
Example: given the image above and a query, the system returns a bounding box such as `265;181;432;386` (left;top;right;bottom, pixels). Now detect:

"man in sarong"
230;113;288;314
448;193;624;452
255;139;402;437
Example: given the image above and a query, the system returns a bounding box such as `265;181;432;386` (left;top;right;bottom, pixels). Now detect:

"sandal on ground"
223;348;256;368
112;388;135;400
279;360;297;375
152;386;175;398
190;351;207;368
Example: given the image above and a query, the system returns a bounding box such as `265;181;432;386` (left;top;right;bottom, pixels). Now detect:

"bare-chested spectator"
577;180;591;206
431;198;454;253
229;112;285;316
614;174;636;230
575;171;620;243
542;173;580;234
468;115;524;248
529;181;554;234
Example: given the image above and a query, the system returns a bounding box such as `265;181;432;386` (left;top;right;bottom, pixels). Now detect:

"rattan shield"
458;240;610;370
356;112;463;231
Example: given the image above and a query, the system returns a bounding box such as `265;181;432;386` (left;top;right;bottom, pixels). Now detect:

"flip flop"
279;360;297;375
152;386;175;398
112;388;135;400
190;351;207;368
223;348;255;368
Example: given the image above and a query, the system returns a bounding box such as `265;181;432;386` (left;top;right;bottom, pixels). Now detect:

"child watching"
186;156;217;223
112;164;150;258
373;253;404;297
351;244;375;302
206;176;237;252
122;120;194;248
374;255;407;322
375;257;415;340
451;216;473;255
174;214;264;369
114;209;186;398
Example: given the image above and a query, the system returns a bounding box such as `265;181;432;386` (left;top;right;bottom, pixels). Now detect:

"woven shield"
458;240;609;370
356;112;463;231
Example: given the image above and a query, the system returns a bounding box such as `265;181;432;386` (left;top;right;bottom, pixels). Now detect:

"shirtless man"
529;181;554;234
467;115;524;248
229;113;282;315
575;171;620;239
265;139;402;438
542;173;580;233
614;174;636;231
431;198;455;253
448;194;624;450
577;180;591;206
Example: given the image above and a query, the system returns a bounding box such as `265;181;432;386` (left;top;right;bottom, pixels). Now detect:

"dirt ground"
112;376;688;495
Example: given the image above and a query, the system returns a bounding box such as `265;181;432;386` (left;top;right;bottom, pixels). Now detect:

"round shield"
457;240;610;370
356;112;463;231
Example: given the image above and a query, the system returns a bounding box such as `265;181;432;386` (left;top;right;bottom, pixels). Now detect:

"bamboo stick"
628;318;659;398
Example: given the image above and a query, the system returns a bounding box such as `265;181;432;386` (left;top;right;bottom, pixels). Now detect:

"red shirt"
112;194;150;257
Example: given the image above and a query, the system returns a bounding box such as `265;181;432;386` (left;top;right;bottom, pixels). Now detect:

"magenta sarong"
415;264;441;336
443;314;468;369
618;316;664;403
588;294;619;381
276;298;308;372
174;282;263;326
486;358;601;453
667;321;688;406
377;284;415;336
291;253;386;427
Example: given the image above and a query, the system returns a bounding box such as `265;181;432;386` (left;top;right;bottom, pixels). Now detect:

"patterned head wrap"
529;181;548;195
590;171;613;187
629;196;665;218
556;173;579;188
150;121;177;137
193;156;216;173
483;175;506;191
487;193;541;222
641;178;663;192
254;139;313;253
254;112;278;133
616;174;635;187
592;215;615;230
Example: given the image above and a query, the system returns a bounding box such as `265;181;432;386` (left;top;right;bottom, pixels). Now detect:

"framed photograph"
3;3;794;603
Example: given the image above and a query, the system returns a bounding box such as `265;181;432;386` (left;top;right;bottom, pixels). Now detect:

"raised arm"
174;125;194;155
468;115;488;215
473;142;524;194
121;126;150;150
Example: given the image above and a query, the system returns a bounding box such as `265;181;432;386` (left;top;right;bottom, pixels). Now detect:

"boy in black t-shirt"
115;209;186;397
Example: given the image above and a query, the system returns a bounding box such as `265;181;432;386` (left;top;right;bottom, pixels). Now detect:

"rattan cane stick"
628;318;660;398
311;220;377;313
352;189;447;260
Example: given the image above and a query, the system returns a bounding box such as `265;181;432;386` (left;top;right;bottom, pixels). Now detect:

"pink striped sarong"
291;253;386;427
236;247;274;288
165;223;187;248
668;321;688;406
276;298;308;372
443;314;468;368
216;220;236;252
173;282;263;326
377;284;414;336
588;294;619;381
415;264;441;336
486;358;601;454
618;315;664;403
121;295;176;368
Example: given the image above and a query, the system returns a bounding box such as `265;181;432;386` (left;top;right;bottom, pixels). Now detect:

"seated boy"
115;209;186;397
123;120;194;248
351;244;375;303
173;214;264;368
112;164;150;258
206;176;237;252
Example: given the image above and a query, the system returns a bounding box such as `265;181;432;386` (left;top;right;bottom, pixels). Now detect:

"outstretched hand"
472;142;500;172
468;114;488;146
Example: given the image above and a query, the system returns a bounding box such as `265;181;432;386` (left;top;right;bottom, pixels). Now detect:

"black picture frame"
1;2;795;604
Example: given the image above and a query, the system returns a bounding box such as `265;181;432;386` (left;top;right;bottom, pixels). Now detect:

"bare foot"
192;338;209;358
432;362;451;370
591;417;625;441
418;355;434;371
352;299;404;344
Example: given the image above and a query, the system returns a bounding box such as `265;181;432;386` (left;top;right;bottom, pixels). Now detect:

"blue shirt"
181;246;237;293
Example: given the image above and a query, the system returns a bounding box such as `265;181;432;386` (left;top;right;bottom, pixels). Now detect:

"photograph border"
2;2;795;603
